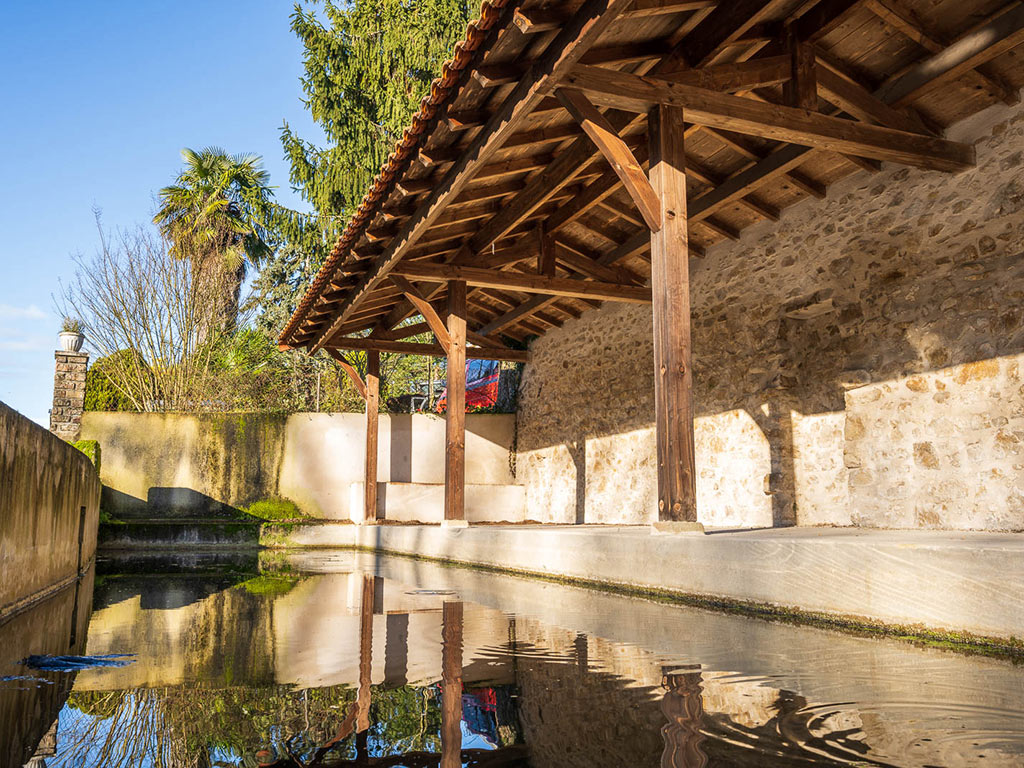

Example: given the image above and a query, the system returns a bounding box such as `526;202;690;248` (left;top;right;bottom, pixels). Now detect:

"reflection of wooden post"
660;671;707;768
365;350;380;523
444;281;467;524
356;574;375;733
441;601;464;768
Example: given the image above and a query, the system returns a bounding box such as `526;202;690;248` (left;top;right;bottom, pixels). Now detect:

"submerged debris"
18;654;136;672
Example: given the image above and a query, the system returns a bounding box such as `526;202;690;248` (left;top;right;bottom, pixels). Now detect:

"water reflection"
3;551;1024;767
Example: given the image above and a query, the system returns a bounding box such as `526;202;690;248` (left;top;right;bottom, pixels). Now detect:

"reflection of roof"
281;0;1022;354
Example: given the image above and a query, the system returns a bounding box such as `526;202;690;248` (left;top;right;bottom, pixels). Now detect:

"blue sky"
0;1;322;425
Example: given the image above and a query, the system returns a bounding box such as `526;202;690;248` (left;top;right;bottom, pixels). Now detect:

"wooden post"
648;103;702;531
444;280;467;525
364;350;380;524
441;601;464;768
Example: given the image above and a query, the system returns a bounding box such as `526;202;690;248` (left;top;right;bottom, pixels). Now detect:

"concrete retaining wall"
0;400;101;618
267;524;1024;642
516;96;1024;531
81;411;518;520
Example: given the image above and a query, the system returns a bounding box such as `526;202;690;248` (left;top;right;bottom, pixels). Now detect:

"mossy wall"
81;412;517;520
0;400;101;614
82;413;288;519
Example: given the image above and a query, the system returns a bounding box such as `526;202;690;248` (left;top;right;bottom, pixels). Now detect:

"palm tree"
154;147;275;331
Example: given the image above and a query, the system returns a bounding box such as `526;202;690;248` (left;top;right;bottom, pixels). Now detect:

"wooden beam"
625;0;716;17
389;275;452;352
864;0;1018;105
445;281;467;523
661;55;791;92
791;0;867;43
815;64;925;133
649;102;697;523
382;321;431;340
876;4;1024;106
555;88;663;231
476;295;559;336
392;262;652;303
364;351;380;524
327;335;529;363
562;65;974;171
784;30;817;109
309;0;635;353
538;228;556;276
328;350;367;401
669;0;785;68
512;7;562;33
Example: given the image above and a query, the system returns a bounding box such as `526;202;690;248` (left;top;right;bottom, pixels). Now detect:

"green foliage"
84;352;142;412
71;439;100;472
155;147;277;332
155;147;276;269
272;0;473;270
244;497;305;522
61;316;83;334
248;243;321;338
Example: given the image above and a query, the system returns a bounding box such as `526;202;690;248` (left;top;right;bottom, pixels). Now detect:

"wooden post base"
651;521;706;535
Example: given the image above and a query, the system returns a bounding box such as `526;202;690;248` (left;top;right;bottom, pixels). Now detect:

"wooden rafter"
327;349;367;401
308;0;637;353
326;336;529;363
562;64;974;171
388;275;452;352
876;3;1024;106
391;263;652;304
555;88;663;231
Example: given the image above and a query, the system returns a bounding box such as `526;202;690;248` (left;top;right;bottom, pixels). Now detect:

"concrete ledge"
265;523;1024;643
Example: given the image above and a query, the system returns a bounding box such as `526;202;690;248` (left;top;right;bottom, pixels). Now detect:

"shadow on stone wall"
517;104;1024;530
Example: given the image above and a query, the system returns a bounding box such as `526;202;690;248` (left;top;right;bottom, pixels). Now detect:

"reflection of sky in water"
6;556;1024;768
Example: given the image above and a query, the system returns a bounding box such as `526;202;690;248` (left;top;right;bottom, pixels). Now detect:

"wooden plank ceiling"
279;0;1024;357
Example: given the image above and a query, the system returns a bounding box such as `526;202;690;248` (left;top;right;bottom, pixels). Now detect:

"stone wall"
49;350;88;441
517;97;1024;531
81;411;517;520
0;400;101;617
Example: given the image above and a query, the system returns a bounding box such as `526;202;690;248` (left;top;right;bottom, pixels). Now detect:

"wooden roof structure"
280;0;1023;356
279;0;1024;526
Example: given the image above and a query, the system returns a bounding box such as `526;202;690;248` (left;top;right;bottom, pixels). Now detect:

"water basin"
3;549;1024;767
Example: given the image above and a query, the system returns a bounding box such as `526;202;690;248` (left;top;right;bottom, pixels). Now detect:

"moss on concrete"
71;439;100;473
243;497;305;522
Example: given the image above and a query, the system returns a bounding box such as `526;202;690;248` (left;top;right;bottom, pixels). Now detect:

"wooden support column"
441;601;464;768
648;103;701;531
444;281;467;525
365;351;380;524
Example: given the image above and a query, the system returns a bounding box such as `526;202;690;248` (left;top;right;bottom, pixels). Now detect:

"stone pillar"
50;351;88;442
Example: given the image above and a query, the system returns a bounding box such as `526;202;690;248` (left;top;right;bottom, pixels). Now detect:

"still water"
3;550;1024;767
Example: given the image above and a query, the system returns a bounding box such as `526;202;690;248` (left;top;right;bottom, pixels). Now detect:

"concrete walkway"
268;522;1024;643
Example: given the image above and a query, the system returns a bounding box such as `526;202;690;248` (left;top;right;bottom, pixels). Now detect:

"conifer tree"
274;0;472;269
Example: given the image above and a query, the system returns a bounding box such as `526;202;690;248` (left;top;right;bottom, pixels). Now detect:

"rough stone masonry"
50;350;88;442
516;96;1024;532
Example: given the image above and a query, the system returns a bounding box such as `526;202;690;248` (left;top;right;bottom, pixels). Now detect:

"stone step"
97;521;262;551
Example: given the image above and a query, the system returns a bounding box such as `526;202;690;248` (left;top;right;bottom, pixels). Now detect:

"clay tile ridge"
279;0;512;348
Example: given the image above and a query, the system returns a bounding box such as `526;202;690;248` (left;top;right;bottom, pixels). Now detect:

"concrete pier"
265;523;1024;643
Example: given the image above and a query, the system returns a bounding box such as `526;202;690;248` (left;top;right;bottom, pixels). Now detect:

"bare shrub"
59;223;231;412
